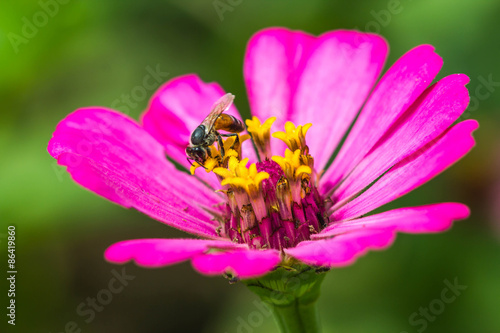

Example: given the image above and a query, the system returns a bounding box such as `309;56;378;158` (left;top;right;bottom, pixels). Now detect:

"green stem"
243;265;327;333
266;297;321;333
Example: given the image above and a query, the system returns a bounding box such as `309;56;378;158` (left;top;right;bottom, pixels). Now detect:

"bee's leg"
187;157;207;170
221;134;240;138
217;134;225;158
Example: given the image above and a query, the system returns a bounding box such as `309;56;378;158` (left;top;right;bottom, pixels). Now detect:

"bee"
186;93;245;166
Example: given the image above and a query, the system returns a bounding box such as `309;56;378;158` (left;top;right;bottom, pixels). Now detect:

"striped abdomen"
215;114;245;133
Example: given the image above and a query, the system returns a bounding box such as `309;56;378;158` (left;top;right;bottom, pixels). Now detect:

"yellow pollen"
272;121;312;152
213;156;269;196
272;149;311;181
246;116;276;139
245;116;276;160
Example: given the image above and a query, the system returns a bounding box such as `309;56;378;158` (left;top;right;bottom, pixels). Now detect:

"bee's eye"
190;126;206;145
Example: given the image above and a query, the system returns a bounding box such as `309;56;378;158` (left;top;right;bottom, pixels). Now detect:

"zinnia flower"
48;28;477;281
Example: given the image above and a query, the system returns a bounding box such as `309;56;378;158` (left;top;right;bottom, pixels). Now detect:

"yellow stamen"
246;116;276;160
295;165;312;178
214;156;269;197
272;149;311;202
272;121;312;152
272;149;311;182
221;134;250;167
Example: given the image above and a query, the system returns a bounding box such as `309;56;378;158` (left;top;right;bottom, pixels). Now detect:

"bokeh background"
1;0;500;332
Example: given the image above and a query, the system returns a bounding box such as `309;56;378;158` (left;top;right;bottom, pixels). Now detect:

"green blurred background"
1;0;500;332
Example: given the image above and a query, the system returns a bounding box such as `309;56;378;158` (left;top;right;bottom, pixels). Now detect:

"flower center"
190;116;328;250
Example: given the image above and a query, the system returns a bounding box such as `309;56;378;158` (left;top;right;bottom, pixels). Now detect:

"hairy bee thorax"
190;116;328;250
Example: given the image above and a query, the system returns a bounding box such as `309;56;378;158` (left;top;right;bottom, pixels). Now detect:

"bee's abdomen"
215;114;245;133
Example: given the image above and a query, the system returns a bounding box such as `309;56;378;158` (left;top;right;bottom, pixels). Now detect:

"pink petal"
141;74;256;188
321;45;443;192
333;119;478;220
191;248;281;279
48;107;222;238
244;27;388;167
285;229;395;267
331;74;470;207
105;238;242;267
316;203;469;239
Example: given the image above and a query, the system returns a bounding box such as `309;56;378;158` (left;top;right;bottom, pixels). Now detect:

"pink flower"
48;28;477;279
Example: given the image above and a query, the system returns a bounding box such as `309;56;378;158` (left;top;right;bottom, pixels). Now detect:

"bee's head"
186;146;209;164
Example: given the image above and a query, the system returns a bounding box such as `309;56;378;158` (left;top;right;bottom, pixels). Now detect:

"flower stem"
267;297;321;333
243;265;327;333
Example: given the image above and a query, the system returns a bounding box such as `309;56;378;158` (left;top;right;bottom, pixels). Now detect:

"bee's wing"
201;93;235;132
